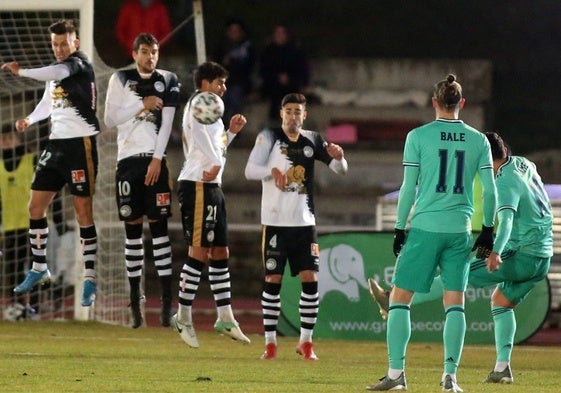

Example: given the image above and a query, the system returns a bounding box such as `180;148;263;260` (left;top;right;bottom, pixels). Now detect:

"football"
191;91;225;125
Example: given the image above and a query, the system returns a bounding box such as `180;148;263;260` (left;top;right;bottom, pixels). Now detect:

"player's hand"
228;114;247;134
485;251;502;272
143;96;163;111
202;165;221;182
271;167;287;190
472;225;494;258
15;118;30;132
144;158;162;186
1;61;20;76
325;142;344;160
393;228;406;257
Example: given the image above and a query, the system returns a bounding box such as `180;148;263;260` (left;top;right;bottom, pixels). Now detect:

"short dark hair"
433;73;462;109
281;93;306;108
48;19;77;36
485;131;508;160
193;61;228;89
133;33;159;52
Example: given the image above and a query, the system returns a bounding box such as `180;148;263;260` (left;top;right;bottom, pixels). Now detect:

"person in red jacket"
115;0;172;59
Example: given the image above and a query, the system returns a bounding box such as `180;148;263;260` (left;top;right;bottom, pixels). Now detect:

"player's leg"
73;195;98;306
485;254;550;383
439;232;472;392
124;221;144;328
259;226;286;359
146;158;173;326
209;245;250;344
289;227;320;360
14;189;56;293
66;136;99;307
172;180;206;347
368;229;441;390
149;219;173;327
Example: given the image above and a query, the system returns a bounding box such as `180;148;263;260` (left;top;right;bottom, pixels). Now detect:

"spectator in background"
212;18;255;125
115;0;172;60
259;24;310;127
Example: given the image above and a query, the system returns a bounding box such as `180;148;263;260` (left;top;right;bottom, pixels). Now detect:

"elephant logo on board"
318;244;369;302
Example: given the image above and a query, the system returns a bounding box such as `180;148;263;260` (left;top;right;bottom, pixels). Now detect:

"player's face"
133;44;159;73
51;33;78;62
204;77;227;97
280;103;307;136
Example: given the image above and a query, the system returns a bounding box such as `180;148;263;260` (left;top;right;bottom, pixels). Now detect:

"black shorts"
262;225;319;277
115;155;172;221
32;136;98;196
178;180;227;248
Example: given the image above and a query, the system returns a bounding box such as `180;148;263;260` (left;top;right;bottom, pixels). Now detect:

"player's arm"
104;73;145;129
478;166;497;228
471;165;497;257
485;207;513;271
393;164;418;256
395;164;418;230
3;62;71;81
245;130;275;180
326;142;348;174
225;114;247;146
17;82;52;131
145;106;176;186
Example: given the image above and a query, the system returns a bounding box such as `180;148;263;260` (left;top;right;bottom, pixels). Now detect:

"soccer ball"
191;91;225;125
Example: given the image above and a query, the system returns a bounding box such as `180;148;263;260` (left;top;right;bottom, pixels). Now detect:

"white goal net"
0;0;129;325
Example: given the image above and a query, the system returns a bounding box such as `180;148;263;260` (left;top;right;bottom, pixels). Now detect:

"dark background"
94;0;561;155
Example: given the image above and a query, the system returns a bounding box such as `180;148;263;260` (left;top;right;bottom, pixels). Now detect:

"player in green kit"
366;74;497;392
369;131;553;385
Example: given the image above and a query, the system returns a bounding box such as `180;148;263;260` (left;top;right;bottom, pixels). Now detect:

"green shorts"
469;250;550;305
393;228;473;293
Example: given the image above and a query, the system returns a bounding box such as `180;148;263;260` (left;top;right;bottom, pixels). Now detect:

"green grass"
0;321;559;392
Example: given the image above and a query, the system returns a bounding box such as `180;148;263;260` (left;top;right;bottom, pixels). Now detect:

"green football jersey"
496;156;553;257
399;119;494;233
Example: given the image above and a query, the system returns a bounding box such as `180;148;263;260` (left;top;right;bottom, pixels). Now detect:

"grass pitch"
0;321;559;392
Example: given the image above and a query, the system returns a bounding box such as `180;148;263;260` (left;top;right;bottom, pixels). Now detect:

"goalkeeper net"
0;1;129;324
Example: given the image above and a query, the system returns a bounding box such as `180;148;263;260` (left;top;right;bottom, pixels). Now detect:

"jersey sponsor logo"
71;169;86;183
303;146;313;158
120;205;132;217
265;258;277;271
154;81;165;93
156;192;171;206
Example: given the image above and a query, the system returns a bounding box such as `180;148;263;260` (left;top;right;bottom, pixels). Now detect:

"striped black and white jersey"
104;68;180;160
245;127;348;227
26;51;100;139
178;91;236;184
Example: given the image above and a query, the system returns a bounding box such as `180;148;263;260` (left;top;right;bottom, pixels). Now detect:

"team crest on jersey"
303;146;313;157
207;230;215;243
156;192;170;206
154;81;165;93
120;205;132;217
71;170;86;183
310;243;320;257
265;258;277;271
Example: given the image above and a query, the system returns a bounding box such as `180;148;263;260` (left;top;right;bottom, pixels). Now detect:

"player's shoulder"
112;68;136;85
300;129;323;145
156;68;179;82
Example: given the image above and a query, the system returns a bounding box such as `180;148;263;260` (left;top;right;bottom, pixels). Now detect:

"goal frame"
2;0;94;60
